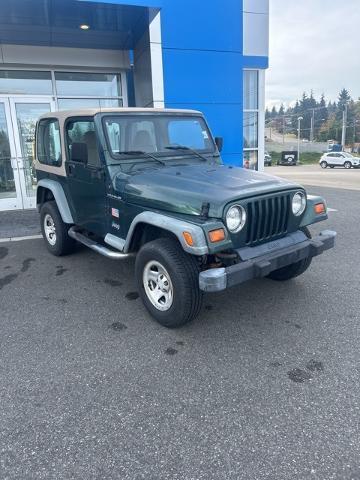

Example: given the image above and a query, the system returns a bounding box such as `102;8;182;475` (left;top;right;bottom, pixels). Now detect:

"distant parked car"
264;151;272;166
319;152;360;169
277;151;298;166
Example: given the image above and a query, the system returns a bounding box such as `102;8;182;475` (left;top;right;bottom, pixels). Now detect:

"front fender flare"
37;179;74;224
123;211;209;255
300;195;328;227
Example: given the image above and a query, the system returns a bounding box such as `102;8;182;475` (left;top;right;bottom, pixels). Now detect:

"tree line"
266;89;360;144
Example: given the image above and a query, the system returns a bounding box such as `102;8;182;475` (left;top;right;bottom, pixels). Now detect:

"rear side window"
37;119;62;166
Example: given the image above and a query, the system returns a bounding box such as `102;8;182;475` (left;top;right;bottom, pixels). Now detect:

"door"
326;153;337;166
64;117;106;235
9;97;55;209
0;100;23;210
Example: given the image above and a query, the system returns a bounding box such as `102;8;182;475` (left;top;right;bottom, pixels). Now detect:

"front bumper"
199;230;336;292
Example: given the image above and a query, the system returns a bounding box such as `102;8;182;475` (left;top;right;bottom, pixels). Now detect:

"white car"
319;152;360;169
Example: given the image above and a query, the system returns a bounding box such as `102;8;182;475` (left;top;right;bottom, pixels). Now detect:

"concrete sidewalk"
0;209;40;239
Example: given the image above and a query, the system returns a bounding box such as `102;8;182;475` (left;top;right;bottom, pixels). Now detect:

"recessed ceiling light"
80;24;90;30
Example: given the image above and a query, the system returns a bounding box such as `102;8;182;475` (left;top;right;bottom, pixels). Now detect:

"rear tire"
344;161;352;169
40;201;76;256
135;238;203;328
320;161;328;169
267;227;312;281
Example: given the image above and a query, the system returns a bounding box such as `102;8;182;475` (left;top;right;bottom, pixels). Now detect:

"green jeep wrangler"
35;108;336;328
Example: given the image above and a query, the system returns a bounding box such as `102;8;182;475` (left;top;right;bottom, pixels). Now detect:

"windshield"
103;114;215;161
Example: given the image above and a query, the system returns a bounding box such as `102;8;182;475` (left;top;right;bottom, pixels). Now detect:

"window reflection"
0;71;52;95
55;72;121;97
57;98;122;110
243;112;258;149
243;71;258;110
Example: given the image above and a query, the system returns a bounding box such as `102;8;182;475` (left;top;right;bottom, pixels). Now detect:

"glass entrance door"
9;97;55;209
0;100;22;210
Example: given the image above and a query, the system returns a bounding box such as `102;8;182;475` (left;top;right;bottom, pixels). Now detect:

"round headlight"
226;205;247;233
292;192;306;216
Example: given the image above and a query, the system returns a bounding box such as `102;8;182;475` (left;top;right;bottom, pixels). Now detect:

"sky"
265;0;360;110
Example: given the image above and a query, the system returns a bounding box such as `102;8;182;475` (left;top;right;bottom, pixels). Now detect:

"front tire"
344;161;352;169
320;161;328;169
135;238;203;328
40;201;76;256
267;227;312;281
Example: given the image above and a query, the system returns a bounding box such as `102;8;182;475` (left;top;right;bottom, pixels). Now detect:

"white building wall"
243;0;269;57
0;44;130;70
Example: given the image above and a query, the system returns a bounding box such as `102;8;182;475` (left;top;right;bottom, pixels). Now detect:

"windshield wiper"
165;145;208;162
109;150;166;167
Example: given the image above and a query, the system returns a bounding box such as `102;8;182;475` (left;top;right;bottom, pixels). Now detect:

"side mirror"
71;143;88;164
215;137;223;152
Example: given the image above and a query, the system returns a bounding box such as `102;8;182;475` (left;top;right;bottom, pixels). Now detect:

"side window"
66;118;99;167
37;119;62;166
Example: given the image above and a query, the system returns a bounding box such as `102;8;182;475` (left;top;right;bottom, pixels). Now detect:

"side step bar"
68;227;133;260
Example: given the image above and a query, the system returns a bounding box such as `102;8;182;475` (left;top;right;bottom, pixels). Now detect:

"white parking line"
328;208;338;212
0;234;42;243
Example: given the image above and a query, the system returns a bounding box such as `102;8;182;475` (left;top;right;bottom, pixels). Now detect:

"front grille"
245;193;291;246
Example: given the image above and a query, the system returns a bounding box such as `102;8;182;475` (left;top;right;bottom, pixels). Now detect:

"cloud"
266;0;360;108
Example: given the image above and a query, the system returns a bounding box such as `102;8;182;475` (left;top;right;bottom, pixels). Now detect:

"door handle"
67;164;74;176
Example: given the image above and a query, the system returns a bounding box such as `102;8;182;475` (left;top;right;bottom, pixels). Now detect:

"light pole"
297;116;303;164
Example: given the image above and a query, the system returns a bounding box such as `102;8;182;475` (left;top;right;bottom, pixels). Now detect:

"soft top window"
37;118;62;167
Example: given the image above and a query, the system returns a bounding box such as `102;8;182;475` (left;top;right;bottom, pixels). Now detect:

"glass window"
168;119;210;150
129;121;157;152
106;120;125;154
66;118;99;167
243;71;258;110
55;72;121;97
0;70;52;95
243;112;258;149
58;98;122;110
0;103;16;199
103;115;215;157
37;119;62;166
244;150;258;170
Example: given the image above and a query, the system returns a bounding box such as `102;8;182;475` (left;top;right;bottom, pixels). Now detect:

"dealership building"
0;0;269;211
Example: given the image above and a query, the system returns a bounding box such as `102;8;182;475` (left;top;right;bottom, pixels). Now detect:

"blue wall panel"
158;0;244;164
162;50;243;104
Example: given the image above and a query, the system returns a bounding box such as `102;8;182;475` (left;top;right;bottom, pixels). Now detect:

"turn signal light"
314;203;326;215
208;229;226;243
183;231;194;246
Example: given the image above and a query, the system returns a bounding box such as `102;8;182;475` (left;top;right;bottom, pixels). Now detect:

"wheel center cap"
157;274;169;292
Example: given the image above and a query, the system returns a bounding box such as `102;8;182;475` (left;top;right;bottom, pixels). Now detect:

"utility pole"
297;116;303;164
310;109;315;142
341;104;348;149
282;115;285;144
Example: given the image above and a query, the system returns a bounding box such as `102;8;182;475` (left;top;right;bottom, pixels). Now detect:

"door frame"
0;98;24;210
6;96;56;209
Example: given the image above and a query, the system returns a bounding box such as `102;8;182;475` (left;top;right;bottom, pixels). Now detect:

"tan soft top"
39;107;202;122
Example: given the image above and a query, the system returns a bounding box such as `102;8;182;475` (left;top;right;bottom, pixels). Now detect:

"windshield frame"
101;112;217;164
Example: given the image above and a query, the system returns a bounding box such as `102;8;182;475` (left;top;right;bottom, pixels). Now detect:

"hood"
115;163;302;218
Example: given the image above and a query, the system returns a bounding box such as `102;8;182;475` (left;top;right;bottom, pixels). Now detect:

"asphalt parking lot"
0;180;359;479
266;164;360;191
